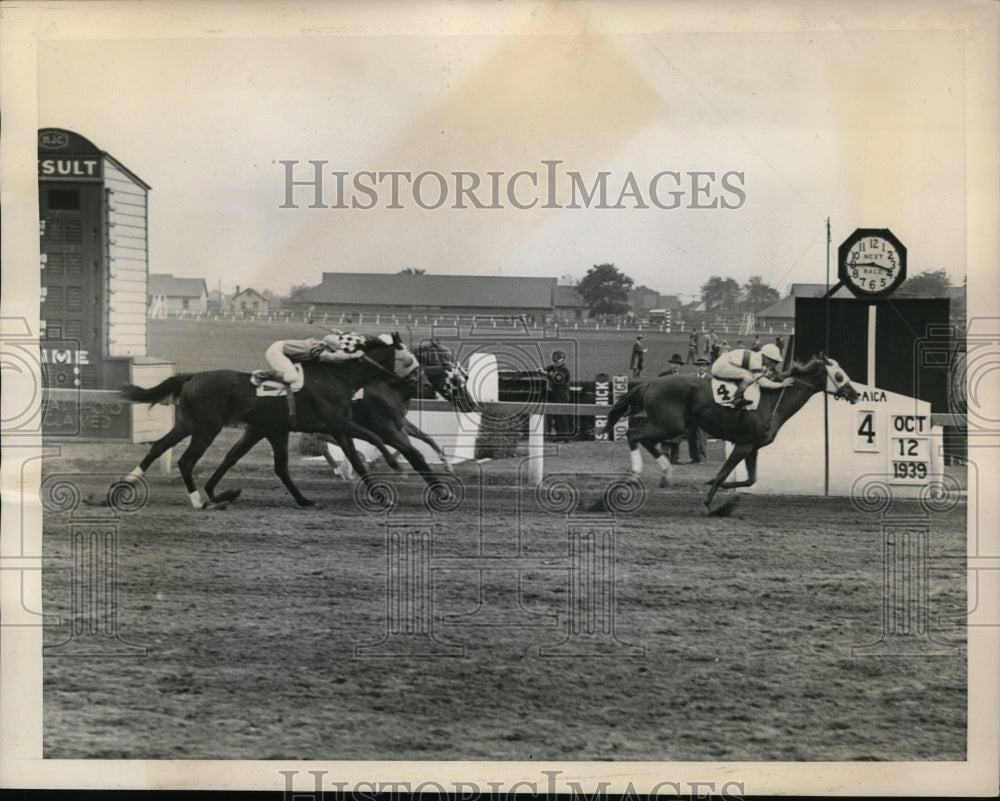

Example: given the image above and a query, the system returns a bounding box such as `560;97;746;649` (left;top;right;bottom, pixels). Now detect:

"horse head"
413;340;477;411
792;354;859;403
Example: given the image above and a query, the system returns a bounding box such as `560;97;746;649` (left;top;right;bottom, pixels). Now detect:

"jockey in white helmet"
710;341;792;407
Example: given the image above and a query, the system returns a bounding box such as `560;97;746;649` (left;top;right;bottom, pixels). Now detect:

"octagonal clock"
838;228;907;298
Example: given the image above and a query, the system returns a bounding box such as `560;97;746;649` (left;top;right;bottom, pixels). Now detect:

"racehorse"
323;339;475;474
120;333;407;508
203;340;476;505
601;355;860;509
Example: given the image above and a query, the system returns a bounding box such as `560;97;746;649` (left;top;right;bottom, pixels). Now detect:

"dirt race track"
42;434;967;761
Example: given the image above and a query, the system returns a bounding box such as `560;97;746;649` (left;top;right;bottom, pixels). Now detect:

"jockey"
710;342;792;407
265;330;366;384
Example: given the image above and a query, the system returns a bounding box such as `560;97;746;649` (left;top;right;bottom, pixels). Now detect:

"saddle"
251;363;304;395
251;364;303;426
710;379;760;410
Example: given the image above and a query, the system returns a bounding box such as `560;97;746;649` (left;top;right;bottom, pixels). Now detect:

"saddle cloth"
710;378;760;410
251;363;304;395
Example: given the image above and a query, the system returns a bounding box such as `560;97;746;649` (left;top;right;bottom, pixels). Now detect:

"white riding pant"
711;362;754;388
265;341;299;383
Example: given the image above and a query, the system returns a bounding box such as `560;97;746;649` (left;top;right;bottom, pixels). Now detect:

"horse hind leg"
176;429;222;509
125;422;190;482
639;436;674;488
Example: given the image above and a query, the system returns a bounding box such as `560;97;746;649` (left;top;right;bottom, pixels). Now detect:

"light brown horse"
601;355;860;509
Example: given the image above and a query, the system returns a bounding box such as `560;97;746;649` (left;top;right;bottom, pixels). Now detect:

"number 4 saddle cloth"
710;378;761;410
251;363;304;395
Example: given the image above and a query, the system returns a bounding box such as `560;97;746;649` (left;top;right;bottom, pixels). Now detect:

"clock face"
838;229;907;298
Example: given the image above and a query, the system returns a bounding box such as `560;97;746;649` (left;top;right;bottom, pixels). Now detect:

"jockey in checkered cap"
265;330;366;384
710;342;792;407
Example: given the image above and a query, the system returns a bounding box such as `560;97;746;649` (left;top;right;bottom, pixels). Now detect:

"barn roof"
148;274;208;298
304;273;560;309
233;287;267;300
552;284;587;308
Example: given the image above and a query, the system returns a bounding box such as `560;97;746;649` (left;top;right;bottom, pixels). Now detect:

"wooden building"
39;128;173;443
298;272;587;321
148;274;209;316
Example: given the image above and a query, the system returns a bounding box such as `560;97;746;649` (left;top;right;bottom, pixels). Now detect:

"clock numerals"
839;229;906;298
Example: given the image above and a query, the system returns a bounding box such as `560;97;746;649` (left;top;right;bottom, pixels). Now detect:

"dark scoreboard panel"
793;297;952;413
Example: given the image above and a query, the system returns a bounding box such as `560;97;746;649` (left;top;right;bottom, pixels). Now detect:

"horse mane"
786;356;827;377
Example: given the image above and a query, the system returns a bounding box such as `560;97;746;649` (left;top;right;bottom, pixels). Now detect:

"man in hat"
686;357;710;462
544;350;572;440
630;335;648;379
657;354;686;463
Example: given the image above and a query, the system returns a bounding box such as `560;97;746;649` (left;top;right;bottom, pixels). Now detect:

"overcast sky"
32;2;976;300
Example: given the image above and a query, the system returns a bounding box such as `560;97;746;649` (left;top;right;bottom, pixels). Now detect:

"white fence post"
528;413;545;486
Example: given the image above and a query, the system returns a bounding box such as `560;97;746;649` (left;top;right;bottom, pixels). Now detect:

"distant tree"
741;275;780;312
398;267;426;275
700;275;741;311
557;274;580;286
285;283;315;303
897;269;952;297
577;263;634;318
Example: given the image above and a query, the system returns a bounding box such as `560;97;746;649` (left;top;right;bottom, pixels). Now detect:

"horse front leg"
403;418;452;472
320;416;401;472
335;434;371;485
265;432;316;507
704;442;754;508
382;425;444;487
717;447;759;490
203;426;266;504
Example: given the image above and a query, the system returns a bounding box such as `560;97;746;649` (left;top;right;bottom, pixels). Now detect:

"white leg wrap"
189;490;204;509
656;454;673;474
125;466;144;483
630;449;644;474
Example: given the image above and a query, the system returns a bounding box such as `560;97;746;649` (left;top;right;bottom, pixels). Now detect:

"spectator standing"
686;358;710;462
544;350;572;441
687;330;698;364
657;354;686;463
630;335;647;379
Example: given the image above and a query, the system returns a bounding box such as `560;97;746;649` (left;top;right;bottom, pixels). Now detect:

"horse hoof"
659;475;670;488
297;498;317;508
213;488;242;504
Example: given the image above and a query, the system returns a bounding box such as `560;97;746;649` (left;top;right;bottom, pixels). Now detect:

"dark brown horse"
601;355;860;509
203;340;475;504
120;334;406;508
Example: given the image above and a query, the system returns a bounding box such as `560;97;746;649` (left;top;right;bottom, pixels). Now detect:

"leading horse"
601;355;860;509
120;333;406;508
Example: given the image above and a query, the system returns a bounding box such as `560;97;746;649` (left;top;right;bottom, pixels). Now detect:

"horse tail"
120;374;196;406
603;384;645;432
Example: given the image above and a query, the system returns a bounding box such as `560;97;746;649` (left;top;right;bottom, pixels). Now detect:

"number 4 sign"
855;410;878;452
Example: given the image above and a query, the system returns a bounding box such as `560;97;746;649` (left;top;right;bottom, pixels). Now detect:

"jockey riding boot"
731;383;751;408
